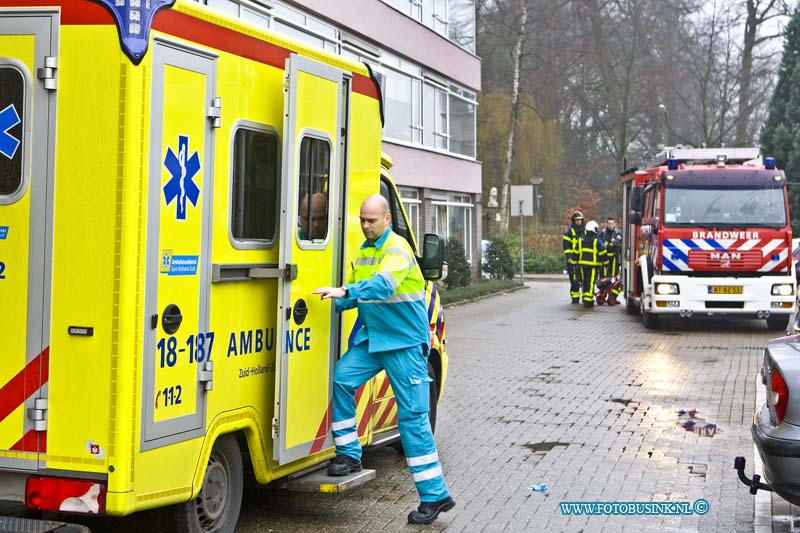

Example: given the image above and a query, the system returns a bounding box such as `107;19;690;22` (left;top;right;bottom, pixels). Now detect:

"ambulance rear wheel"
173;434;243;533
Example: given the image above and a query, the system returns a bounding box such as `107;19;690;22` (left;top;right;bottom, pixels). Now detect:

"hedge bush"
439;279;520;305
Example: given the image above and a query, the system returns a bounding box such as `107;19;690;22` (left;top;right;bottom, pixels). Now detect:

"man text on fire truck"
563;211;585;304
312;195;455;525
578;220;609;307
601;217;622;305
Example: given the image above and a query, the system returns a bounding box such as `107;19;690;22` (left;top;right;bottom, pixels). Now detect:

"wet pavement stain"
608;398;635;406
524;441;570;453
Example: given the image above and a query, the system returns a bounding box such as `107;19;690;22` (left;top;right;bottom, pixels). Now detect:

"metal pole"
519;200;524;284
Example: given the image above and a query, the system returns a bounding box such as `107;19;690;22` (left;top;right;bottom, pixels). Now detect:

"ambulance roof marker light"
667;157;679;170
93;0;176;66
716;154;727;167
765;157;776;170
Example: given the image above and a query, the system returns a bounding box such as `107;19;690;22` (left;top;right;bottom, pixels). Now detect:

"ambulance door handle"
162;304;183;334
151;314;158;329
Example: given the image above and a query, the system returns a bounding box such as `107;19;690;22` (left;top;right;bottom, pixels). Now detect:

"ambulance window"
297;137;330;244
0;67;24;198
231;127;278;244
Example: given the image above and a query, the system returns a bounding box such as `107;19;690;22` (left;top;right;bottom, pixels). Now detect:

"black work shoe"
408;496;456;524
327;455;362;476
571;298;579;304
583;301;594;308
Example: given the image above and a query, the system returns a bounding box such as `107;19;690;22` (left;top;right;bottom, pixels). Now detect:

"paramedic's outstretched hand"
313;286;347;300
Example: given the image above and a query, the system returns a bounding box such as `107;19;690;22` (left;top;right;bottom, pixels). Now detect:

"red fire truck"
621;147;796;330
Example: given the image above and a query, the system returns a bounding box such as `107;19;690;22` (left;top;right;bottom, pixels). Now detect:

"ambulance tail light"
26;477;106;514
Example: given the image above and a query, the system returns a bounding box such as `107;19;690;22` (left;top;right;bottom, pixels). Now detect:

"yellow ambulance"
0;1;449;530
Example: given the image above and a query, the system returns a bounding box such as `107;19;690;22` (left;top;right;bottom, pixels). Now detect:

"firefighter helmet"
586;220;599;234
571;211;584;223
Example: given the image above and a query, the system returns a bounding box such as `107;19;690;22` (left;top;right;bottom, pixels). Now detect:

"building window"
381;0;475;53
448;0;475;52
423;82;449;150
385;69;416;142
400;188;421;245
433;194;473;262
230;127;279;244
296;137;331;244
449;92;475;157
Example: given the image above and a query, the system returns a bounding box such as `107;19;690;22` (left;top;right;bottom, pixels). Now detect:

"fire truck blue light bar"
92;0;176;65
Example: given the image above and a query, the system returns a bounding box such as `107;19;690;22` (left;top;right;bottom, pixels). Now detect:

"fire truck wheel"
625;296;637;316
767;316;790;331
173;434;243;533
392;362;439;455
642;308;660;329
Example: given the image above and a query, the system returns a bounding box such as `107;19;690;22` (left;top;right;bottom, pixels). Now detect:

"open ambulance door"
274;55;347;465
0;10;57;469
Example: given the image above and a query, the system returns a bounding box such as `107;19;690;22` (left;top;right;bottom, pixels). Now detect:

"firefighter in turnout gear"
601;217;623;305
578;220;608;307
313;195;454;525
563;211;585;303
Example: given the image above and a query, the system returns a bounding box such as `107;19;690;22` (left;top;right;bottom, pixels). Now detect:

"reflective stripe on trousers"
331;342;450;502
581;265;598;302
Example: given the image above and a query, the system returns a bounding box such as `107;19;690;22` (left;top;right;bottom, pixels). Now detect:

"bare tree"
736;0;792;145
497;1;528;235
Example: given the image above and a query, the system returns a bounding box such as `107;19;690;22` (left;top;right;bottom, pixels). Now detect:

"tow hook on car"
734;456;773;495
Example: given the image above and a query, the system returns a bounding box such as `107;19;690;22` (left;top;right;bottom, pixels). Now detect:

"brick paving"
432;281;774;532
43;280;785;531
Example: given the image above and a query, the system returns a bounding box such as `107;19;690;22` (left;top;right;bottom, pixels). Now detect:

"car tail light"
26;477;106;514
770;367;790;425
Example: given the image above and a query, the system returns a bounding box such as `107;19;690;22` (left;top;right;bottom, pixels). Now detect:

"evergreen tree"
761;7;800;232
444;238;472;289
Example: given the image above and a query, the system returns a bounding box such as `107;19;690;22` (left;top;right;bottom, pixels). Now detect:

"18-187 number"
157;332;215;368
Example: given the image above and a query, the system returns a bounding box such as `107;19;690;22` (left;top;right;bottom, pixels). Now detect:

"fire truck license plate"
709;286;742;294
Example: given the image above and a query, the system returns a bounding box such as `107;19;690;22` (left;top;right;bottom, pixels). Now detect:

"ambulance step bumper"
0;516;91;532
285;468;376;493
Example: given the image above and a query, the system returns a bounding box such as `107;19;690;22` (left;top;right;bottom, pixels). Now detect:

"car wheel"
170;434;243;533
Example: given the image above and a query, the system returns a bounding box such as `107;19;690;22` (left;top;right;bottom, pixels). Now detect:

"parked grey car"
739;335;800;504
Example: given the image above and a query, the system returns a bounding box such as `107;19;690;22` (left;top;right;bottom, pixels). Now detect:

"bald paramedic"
312;194;455;525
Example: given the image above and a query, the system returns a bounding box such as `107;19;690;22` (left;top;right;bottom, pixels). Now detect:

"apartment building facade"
201;0;483;275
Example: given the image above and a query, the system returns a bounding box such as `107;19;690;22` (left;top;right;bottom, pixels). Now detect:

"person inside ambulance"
312;195;455;525
298;192;328;241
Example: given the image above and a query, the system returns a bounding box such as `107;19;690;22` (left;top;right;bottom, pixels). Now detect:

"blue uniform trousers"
331;342;450;502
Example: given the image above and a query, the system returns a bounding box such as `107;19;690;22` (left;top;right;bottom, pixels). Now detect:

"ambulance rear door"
274;54;347;465
0;10;58;470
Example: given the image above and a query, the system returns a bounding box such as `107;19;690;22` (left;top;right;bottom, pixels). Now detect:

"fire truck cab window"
231;127;279;243
297;137;330;243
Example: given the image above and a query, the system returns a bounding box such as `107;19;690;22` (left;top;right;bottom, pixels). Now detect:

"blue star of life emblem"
162;252;171;268
162;135;201;221
0;103;21;160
